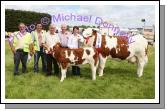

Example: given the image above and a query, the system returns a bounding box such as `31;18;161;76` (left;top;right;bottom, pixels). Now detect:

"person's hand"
77;35;81;40
42;43;48;50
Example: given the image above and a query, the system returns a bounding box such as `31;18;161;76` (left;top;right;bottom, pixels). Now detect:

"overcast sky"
5;5;155;28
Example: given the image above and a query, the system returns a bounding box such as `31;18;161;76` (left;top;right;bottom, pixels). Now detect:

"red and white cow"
82;28;148;77
50;43;99;82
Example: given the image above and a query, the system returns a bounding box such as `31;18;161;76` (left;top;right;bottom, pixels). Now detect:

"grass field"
5;41;155;99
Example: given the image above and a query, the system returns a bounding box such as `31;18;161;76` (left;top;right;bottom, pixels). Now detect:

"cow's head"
52;43;61;58
82;28;98;46
53;43;61;52
82;28;98;39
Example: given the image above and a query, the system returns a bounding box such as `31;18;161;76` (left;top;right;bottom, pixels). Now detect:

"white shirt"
45;32;60;49
67;34;84;49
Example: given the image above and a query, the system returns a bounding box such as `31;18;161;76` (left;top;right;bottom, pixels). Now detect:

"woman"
67;26;84;75
44;24;60;76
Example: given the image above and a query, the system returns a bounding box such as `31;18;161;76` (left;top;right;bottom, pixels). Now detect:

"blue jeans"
34;47;47;73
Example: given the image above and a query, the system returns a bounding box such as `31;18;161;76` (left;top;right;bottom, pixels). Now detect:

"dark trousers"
72;66;80;75
46;54;59;75
14;49;28;75
34;47;47;73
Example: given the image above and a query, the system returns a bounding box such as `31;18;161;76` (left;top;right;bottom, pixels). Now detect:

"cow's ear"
92;29;97;35
92;29;96;32
53;45;56;50
57;43;61;47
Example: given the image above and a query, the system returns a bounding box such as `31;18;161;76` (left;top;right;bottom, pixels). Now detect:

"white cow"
82;28;148;77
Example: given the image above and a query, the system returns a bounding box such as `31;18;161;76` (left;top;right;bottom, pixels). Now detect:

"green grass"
5;41;155;99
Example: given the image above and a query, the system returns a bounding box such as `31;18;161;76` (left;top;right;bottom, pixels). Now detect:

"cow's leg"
60;66;67;82
137;55;148;77
98;54;107;77
90;63;97;80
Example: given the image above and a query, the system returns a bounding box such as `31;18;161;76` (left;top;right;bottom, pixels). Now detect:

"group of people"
10;22;85;76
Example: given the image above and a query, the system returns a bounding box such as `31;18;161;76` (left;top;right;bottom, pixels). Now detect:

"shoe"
46;73;52;76
14;72;19;76
74;73;81;76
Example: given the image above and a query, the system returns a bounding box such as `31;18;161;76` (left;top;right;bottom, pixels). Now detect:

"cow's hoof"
60;80;64;82
137;74;143;78
99;74;103;77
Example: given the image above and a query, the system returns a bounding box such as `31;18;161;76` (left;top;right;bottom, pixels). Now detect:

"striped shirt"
58;31;71;47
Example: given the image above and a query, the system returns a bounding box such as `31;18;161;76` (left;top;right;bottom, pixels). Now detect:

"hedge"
5;9;51;32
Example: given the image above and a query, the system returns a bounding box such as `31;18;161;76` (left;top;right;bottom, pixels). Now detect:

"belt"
61;46;68;48
16;49;23;52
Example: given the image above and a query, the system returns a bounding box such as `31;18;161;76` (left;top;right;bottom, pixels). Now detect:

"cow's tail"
145;44;148;56
144;44;148;64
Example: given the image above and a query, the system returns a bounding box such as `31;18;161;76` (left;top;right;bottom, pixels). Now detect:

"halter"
85;36;91;44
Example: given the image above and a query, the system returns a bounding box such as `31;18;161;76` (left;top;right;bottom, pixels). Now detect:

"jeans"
34;47;47;73
14;49;28;75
